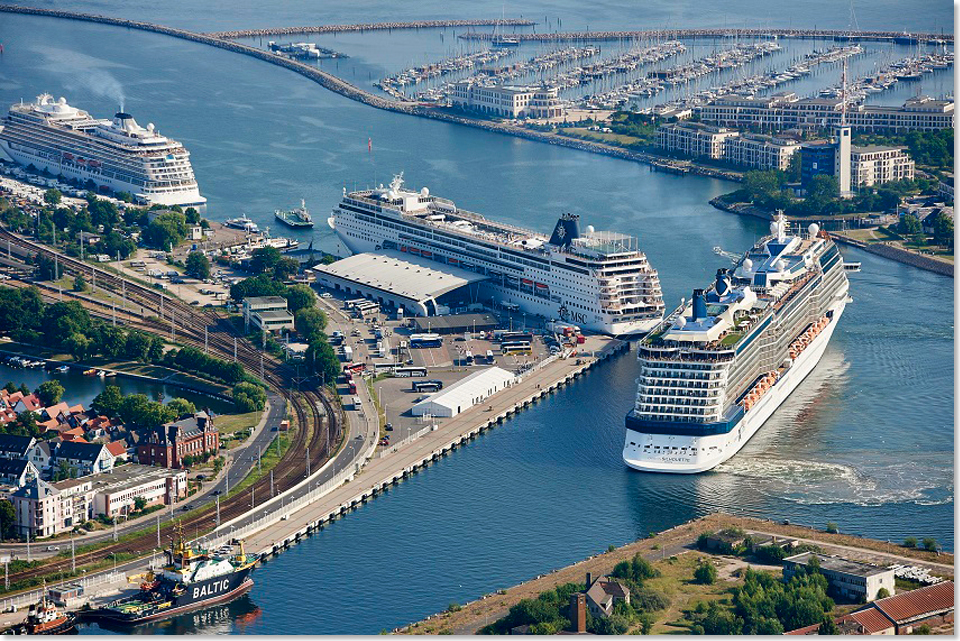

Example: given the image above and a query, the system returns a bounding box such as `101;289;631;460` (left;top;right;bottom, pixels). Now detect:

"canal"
0;3;950;634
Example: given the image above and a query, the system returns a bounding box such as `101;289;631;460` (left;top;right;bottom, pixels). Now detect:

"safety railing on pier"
0;569;126;612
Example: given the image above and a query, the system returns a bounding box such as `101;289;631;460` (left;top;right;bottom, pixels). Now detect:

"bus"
412;380;444;393
343;362;365;375
345;298;367;309
394;366;428;378
501;341;532;355
500;332;534;343
410;333;442;348
347;380;358;394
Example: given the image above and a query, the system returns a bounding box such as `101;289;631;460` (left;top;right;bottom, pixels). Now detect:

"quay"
206;19;536;39
228;338;630;558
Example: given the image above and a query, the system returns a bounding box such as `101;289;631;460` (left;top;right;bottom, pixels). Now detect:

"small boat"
3;589;78;635
104;371;117;377
97;370;107;378
83;369;97;376
223;215;260;233
54;365;69;374
274;199;314;229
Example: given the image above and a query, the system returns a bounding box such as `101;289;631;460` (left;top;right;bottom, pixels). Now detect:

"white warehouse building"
412;367;517;418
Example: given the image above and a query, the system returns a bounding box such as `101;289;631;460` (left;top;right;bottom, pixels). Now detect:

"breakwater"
206;19;536;38
0;5;745;182
459;27;953;44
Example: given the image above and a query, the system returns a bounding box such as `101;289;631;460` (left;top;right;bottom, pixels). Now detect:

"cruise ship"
329;173;664;335
0;94;205;208
623;214;849;473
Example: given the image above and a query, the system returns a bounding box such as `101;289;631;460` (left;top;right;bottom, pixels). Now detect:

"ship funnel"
715;268;732;296
548;213;581;247
691;289;708;321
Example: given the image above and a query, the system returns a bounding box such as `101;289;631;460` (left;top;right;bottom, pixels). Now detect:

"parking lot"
314;283;590;451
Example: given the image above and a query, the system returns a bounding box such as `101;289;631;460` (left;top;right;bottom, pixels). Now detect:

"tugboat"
82;523;259;625
3;586;77;634
274;199;314;229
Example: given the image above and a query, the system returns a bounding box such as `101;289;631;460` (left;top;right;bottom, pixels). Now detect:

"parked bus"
500;332;534;343
394;366;428;378
501;341;532;355
412;380;444;393
345;298;367;308
410;333;442;348
343;362;365;374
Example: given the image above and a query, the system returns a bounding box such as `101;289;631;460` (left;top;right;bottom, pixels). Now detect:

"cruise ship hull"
333;227;658;336
623;298;846;473
0;136;205;209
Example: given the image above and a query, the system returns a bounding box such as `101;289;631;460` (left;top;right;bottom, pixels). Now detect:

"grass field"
564;127;644;147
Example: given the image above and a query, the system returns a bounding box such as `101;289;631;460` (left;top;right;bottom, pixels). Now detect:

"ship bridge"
310;250;490;317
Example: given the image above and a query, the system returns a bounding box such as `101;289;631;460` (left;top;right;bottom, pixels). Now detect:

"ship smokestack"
692;289;707;321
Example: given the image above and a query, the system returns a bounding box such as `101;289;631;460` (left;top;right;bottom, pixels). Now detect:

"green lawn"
564;128;644;147
215;411;259;436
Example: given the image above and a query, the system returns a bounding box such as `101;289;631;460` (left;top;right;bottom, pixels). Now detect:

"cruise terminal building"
310;250;489;317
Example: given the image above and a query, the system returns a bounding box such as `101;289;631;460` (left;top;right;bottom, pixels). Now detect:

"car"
195;474;206;481
385;423;393;431
190;300;201;306
212;490;222;496
321;292;332;299
203;303;214;308
46;545;60;552
181;506;191;511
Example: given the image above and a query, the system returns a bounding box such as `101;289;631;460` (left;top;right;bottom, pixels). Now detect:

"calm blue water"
0;2;951;634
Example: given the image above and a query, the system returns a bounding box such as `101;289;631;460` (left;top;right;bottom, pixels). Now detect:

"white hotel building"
657;122;801;171
451;82;564;119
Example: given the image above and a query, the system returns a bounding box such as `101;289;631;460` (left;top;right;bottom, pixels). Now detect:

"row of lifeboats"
742;370;780;411
788;315;830;360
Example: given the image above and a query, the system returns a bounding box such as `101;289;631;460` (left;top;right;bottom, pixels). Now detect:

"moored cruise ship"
329;173;664;335
623;214;849;473
0;94;205;208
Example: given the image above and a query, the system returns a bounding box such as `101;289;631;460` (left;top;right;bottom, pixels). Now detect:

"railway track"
0;229;345;588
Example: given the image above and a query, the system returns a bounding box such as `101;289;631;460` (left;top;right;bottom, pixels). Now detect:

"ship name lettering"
193;579;230;600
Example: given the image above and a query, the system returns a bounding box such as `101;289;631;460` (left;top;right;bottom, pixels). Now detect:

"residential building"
0;459;39;487
137;412;219;469
50;441;114;477
451;81;564;119
657;122;739;160
11;476;94;538
584;572;631;618
89;464;187;518
698;94;954;133
242;295;294;333
850;145;916;188
800;140;837;186
782;552;896;602
0;434;36;460
723;133;801;171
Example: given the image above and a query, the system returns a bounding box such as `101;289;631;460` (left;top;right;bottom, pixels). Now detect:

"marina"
0;0;951;635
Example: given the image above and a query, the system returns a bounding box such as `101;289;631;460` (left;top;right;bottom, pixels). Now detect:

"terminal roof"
311;250;489;302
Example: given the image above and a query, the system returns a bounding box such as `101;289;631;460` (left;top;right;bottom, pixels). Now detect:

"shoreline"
399;512;955;635
0;5;743;182
709;197;955;278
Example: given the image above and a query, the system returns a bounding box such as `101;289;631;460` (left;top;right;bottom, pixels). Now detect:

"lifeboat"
535;282;548;290
421;250;433;258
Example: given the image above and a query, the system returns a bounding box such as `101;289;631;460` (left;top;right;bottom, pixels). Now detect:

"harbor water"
0;1;951;634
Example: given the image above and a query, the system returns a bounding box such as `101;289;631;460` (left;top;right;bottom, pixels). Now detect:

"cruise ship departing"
0;94;205;208
329;173;664;335
623;214;849;473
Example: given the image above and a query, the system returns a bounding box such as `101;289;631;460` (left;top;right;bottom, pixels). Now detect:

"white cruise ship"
329;173;664;335
623;214;849;473
0;94;205;208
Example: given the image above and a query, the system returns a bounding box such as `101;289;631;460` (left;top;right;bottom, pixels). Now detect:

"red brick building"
137;412;219;469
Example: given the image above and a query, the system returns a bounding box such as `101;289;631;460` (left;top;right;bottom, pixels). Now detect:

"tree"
230;274;286;302
825;522;838;534
65;332;92;361
932;211;954;248
818;615;839;635
250;246;282;275
133;496;148;512
0;500;15;539
53;460;77;481
166;397;196;418
306;338;340;386
92;385;124;417
44;188;62;206
232;382;267;412
807;175;839;201
36;380;64;406
273;257;299;281
876;587;890;599
694;560;718;585
123;331;152;362
73;274;87;292
922;538;937;552
143;211;188;250
284;284;316;314
184;207;200;224
903;536;918;548
295;307;327;341
898;214;922;236
34;253;57;281
185;251;211;280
